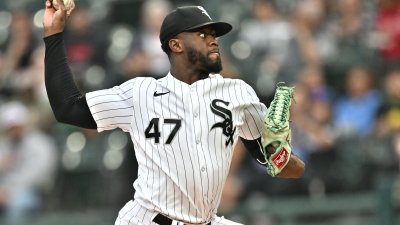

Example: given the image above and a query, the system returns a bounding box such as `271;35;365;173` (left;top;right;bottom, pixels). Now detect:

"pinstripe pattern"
115;200;158;225
86;73;267;224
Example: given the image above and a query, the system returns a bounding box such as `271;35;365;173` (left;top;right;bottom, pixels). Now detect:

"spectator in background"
290;65;334;162
63;2;111;91
332;66;382;138
324;0;376;93
330;67;383;192
376;69;400;136
376;69;400;165
289;66;337;195
12;45;55;131
0;101;57;225
282;0;334;84
0;10;38;94
375;0;400;73
237;0;292;99
127;0;171;78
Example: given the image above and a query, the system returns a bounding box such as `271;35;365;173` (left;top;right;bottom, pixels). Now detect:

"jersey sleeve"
238;81;267;140
86;79;135;132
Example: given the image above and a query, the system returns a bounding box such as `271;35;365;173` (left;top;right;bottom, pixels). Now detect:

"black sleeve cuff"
240;137;267;166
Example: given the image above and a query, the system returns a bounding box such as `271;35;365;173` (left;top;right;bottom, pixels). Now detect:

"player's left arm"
237;81;305;178
276;154;305;178
240;137;305;178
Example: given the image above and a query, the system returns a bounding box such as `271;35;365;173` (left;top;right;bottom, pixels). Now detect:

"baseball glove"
261;82;294;177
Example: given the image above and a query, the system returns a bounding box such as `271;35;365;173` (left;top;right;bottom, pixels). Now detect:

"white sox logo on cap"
197;6;212;20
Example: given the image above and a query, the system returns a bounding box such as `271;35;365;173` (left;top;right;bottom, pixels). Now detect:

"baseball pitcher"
42;0;305;224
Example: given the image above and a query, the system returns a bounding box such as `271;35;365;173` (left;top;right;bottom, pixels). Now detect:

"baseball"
52;0;75;11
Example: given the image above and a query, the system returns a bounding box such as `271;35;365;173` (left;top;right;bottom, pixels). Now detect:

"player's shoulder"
214;74;254;90
213;74;245;84
121;76;160;87
129;76;158;83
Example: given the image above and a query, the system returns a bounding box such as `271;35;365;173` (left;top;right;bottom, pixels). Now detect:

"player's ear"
169;38;183;53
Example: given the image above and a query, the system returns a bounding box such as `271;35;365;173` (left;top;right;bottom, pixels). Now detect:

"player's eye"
199;32;217;39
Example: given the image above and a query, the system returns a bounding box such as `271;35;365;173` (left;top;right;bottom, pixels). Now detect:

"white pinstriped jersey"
86;73;267;224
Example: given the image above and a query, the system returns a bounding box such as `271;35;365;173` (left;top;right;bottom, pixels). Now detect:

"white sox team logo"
210;99;236;147
197;6;212;20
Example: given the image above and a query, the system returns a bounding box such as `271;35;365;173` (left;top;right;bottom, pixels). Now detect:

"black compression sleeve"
44;32;97;129
240;137;267;165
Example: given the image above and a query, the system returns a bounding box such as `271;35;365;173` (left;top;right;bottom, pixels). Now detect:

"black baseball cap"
159;6;232;44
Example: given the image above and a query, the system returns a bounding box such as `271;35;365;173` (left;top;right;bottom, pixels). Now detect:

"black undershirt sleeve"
44;32;97;129
240;137;267;166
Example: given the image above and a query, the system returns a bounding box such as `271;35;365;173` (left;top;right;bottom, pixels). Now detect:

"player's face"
181;27;222;73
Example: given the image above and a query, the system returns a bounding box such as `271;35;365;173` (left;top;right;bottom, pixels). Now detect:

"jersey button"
196;140;200;144
194;113;198;117
201;166;206;172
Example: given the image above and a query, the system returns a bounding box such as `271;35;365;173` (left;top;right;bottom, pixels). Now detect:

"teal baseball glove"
262;82;294;177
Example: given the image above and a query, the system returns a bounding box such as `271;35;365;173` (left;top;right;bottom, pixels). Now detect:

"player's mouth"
208;49;220;59
209;49;220;55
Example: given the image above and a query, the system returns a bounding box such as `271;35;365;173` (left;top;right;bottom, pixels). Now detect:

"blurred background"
0;0;399;224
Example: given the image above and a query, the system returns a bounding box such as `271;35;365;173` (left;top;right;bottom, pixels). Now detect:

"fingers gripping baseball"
43;0;75;37
52;0;75;11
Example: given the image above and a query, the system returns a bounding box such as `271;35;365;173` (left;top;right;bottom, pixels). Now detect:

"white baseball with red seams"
52;0;74;10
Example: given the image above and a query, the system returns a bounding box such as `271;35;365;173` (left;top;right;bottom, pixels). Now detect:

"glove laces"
266;82;294;132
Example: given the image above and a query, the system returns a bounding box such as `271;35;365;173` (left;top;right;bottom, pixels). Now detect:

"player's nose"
209;36;219;47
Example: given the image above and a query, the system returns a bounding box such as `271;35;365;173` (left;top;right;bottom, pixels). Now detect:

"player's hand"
43;0;75;37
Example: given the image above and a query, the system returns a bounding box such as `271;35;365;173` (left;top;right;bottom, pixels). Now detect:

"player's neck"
170;66;209;85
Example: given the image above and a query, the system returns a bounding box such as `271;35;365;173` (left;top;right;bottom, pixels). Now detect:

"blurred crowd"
0;0;399;224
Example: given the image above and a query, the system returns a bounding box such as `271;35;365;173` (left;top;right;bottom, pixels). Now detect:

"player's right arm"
42;0;97;129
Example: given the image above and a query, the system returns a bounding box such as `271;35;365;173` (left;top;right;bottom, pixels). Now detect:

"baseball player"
42;1;305;225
